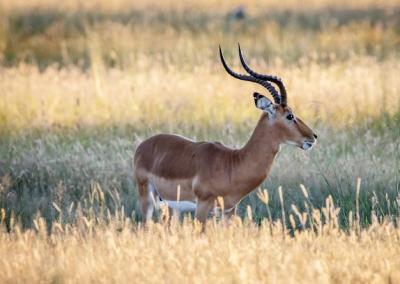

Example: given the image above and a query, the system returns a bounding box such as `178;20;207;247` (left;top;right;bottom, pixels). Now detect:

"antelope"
133;45;317;226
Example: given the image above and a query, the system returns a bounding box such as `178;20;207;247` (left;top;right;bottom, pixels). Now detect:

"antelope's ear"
253;92;276;117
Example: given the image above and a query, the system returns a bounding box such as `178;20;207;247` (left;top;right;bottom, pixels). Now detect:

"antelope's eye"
286;114;294;121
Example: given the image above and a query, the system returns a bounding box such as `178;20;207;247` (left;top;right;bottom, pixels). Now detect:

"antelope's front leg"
195;199;214;231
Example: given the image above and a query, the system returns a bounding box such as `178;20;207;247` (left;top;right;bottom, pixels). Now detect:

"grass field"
1;215;400;283
0;0;400;282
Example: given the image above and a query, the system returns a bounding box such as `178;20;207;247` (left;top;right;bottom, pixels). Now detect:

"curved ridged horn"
238;44;287;106
219;46;281;104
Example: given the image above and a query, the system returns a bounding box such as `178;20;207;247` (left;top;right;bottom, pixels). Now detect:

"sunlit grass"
1;56;399;132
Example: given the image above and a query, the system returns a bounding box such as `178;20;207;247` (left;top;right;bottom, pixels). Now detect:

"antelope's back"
134;134;201;179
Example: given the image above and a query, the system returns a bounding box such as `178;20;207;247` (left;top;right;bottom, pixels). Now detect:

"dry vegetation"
0;0;400;283
1;213;400;283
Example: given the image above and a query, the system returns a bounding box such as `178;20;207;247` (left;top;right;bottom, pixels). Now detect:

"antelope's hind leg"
137;178;156;223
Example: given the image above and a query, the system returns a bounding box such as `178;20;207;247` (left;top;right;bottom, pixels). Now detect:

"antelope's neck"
236;113;281;190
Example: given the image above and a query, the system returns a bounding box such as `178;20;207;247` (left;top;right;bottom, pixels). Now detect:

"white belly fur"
146;174;237;214
161;200;197;212
147;174;197;213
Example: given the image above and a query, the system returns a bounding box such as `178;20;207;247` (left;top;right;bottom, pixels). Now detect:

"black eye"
286;114;294;120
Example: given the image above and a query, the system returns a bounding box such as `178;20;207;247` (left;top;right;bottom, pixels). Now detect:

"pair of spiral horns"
219;44;287;106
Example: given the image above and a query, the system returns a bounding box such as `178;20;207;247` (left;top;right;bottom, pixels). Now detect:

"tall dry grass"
1;195;400;283
1;56;399;130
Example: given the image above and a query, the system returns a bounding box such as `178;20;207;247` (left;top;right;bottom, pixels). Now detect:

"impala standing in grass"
133;45;317;226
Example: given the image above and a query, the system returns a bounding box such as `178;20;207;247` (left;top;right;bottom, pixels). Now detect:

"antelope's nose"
313;133;318;139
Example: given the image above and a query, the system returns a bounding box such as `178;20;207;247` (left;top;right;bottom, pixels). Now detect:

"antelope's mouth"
302;140;316;151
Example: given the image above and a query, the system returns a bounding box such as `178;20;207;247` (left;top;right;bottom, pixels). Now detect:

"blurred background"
0;0;399;229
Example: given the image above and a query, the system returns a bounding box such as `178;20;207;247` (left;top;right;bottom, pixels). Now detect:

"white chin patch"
302;142;313;151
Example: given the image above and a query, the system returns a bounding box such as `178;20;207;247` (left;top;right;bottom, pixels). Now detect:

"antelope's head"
220;44;317;151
